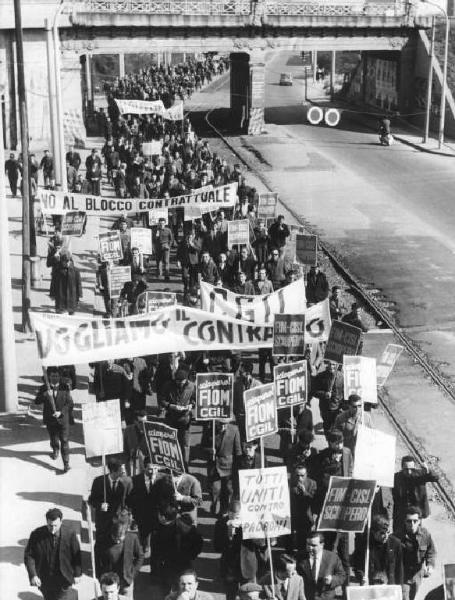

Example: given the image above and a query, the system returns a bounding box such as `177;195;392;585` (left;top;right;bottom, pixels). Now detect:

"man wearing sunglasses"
401;506;436;600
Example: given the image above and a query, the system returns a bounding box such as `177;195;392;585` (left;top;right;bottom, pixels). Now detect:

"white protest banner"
239;466;291;540
39;183;238;215
244;383;277;442
163;102;184;121
115;98;165;115
347;586;402;600
99;231;123;262
377;343;404;386
142;140;163;156
130;227;153;255
274;361;307;408
228;220;250;247
82;399;123;458
343;355;378;405
200;279;306;325
143;421;185;473
148;208;169;226
353;426;396;487
196;372;233;420
30;307;274;366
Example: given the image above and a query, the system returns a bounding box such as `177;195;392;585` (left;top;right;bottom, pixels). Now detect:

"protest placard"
82;399;123;458
136;291;176;314
317;476;376;532
377;343;404;386
257;192;278;219
141;140;162;156
228;220;250;247
285;225;305;261
324;321;362;363
443;564;455;600
108;266;131;299
244;383;277;442
347;586;402;600
274;361;307;408
343;355;378;405
296;234;318;266
353;427;396;487
239;466;291;540
31;307;274;366
98;231;123;262
196;373;233;420
130;227;153;255
40;213;56;236
200;279;306;325
273;314;306;356
143;421;185;473
305;299;332;343
61;211;86;237
148;208;169;226
39;184;238;215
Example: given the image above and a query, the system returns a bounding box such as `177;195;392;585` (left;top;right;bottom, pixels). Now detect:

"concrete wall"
0;30;51;151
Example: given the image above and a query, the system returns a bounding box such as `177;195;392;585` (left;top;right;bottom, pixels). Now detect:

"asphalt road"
257;51;455;381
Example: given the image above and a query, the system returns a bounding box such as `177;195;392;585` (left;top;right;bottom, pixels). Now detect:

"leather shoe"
63;464;70;473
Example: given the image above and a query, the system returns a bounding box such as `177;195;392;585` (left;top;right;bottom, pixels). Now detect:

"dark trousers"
211;474;233;515
258;349;275;381
8;175;18;196
41;578;74;600
156;247;170;278
46;423;70;466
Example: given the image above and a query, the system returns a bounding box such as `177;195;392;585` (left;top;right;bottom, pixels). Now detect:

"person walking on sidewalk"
34;367;74;473
5;151;21;197
24;507;81;600
52;251;82;315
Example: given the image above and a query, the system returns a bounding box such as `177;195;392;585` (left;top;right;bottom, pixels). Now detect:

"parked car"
279;72;293;86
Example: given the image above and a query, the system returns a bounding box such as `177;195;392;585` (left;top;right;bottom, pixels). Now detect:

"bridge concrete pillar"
230;50;266;135
230;52;250;131
248;50;266;135
60;51;85;145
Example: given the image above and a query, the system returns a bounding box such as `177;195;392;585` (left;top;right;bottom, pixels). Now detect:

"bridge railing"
80;0;406;17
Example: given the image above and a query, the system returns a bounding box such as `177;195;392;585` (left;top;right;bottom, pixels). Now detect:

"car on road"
279;72;293;86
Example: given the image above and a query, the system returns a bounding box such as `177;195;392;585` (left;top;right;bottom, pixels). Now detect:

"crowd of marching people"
25;54;440;600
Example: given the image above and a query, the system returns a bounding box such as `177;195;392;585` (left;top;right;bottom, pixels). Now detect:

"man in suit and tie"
34;367;74;473
126;457;160;553
89;458;127;545
24;507;81;600
297;531;346;600
208;419;242;516
260;553;306;600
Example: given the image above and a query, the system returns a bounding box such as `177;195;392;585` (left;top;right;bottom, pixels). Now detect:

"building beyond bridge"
0;0;447;146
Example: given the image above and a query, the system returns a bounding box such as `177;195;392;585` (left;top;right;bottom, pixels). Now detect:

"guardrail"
80;0;406;17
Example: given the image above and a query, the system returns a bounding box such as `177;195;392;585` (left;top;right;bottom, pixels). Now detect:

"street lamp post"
422;0;449;148
53;0;68;192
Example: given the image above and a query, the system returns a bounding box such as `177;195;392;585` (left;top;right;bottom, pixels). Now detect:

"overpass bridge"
0;0;440;145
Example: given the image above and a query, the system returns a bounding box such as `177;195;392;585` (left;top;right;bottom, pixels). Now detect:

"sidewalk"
305;79;455;157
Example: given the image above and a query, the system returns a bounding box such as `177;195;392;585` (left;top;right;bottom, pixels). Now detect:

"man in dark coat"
392;456;439;534
290;463;317;553
66;146;82;171
5;151;21;196
352;514;403;585
89;458;128;544
53;251;82;315
297;531;346;600
34;367;74;472
268;215;290;257
24;507;81;600
208;419;242;516
96;521;144;598
305;266;329;305
126;457;160;552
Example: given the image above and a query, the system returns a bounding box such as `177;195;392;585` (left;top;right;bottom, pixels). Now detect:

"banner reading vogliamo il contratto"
30;307;274;366
38;182;238;216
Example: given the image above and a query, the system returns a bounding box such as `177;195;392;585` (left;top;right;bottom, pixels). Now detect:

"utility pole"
0;74;18;412
13;0;32;332
423;16;435;144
